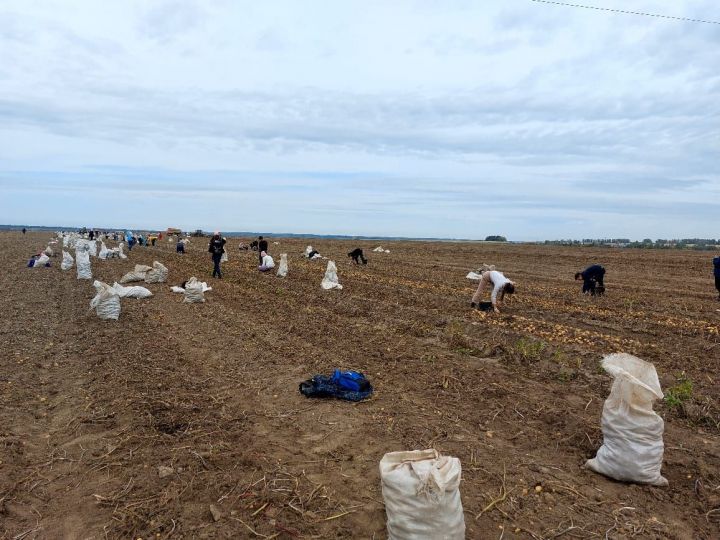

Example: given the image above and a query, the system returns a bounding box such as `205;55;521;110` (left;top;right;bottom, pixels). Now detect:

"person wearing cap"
470;269;516;313
258;251;275;272
208;231;227;278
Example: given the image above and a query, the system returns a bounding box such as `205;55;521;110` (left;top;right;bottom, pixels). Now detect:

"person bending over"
471;270;516;313
208;232;227;279
258;236;268;264
348;248;367;265
258;251;275;272
575;264;606;296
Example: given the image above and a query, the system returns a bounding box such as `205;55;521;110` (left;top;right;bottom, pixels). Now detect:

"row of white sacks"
381;353;666;539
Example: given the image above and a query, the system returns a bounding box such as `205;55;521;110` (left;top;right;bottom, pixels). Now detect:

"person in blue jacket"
575;264;606;296
713;255;720;300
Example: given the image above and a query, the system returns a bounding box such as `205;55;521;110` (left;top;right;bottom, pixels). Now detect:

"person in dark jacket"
176;239;185;254
348;248;367;265
258;236;268;264
22;227;26;235
208;232;227;278
575;264;606;296
713;255;720;300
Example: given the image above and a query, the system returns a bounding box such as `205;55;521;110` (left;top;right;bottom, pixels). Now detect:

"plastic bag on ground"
183;277;206;303
89;280;121;320
380;449;465;540
61;250;74;271
144;261;169;284
321;260;343;290
76;250;92;280
120;264;152;283
585;353;667;486
277;253;288;278
112;282;153;299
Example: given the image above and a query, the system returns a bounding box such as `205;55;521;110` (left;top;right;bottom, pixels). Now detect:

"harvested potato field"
1;232;718;539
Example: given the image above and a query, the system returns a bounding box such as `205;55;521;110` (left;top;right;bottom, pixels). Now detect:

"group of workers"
199;233;719;307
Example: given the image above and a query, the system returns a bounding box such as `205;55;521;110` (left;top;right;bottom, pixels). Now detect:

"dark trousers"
212;253;222;278
715;276;720;294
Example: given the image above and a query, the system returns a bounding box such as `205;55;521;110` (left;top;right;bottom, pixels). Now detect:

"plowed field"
1;232;718;539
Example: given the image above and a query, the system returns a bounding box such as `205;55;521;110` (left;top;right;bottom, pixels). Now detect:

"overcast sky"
1;0;718;239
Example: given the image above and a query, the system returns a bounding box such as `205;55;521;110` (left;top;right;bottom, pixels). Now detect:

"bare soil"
1;232;718;539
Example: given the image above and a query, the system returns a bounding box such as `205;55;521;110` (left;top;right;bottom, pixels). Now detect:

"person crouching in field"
208;232;227;279
348;248;367;265
714;255;720;300
471;270;516;313
258;251;275;272
575;264;605;296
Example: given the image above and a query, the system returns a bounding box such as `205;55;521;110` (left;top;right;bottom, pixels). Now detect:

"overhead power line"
529;0;720;25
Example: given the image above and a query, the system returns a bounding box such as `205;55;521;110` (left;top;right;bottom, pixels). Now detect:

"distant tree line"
542;238;719;250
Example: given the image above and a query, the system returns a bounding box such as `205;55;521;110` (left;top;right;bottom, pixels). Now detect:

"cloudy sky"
1;0;718;239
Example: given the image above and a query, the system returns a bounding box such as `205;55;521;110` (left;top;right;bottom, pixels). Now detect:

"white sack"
466;272;482;280
118;242;127;259
221;251;228;263
585;353;667;486
170;286;186;293
112;282;153;299
277;253;288;278
321;260;343;290
304;245;313;257
373;246;384;252
88;240;97;257
183;277;206;303
89;280;121;320
380;449;465;540
76;250;92;280
61;250;74;271
144;261;169;283
34;254;50;268
120;264;152;283
44;246;54;257
98;242;109;260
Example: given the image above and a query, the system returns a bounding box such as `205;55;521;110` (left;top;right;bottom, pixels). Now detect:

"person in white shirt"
258;251;275;272
470;270;515;313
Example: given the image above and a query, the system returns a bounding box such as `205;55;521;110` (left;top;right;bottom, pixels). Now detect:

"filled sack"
221;251;228;263
144;261;169;284
277;253;288;278
89;280;121;320
183;277;206;303
98;242;109;260
61;250;74;271
120;264;152;283
44;246;54;257
585;353;668;486
112;282;153;299
321;261;343;290
34;253;50;268
380;449;465;540
118;242;127;259
76;250;92;280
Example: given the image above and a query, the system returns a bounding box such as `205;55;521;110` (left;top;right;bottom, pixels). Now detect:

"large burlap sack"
183;277;205;303
61;250;74;271
89;280;120;320
221;251;228;263
88;240;97;257
76;250;92;280
321;261;342;290
44;246;54;257
144;261;169;284
118;242;127;259
120;264;152;283
112;282;153;299
586;353;667;486
304;245;313;257
277;253;288;278
98;242;109;260
380;449;465;540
